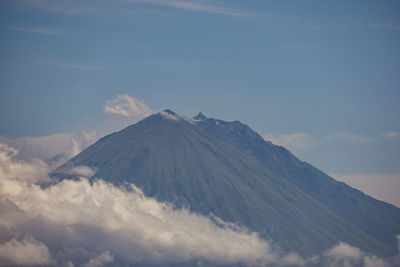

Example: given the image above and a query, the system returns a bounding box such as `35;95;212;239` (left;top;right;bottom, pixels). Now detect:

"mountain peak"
53;110;400;258
158;110;181;121
156;109;196;124
163;109;177;115
193;112;207;121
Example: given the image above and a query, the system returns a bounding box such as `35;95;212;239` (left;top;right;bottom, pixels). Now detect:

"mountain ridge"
194;112;400;252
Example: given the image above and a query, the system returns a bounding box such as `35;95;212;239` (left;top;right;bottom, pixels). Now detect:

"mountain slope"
195;113;400;256
52;111;400;257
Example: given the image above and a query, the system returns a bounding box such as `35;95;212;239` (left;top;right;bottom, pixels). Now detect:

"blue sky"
1;0;400;202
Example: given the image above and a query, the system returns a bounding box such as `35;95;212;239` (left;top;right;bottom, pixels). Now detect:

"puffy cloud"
67;165;96;178
0;178;276;265
280;253;306;266
264;133;315;149
0;142;50;184
0;236;53;266
323;242;390;267
104;94;153;119
0;130;102;169
363;255;390;267
325;242;362;260
83;251;114;267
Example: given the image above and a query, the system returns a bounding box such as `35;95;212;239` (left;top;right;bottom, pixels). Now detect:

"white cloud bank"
0;142;281;266
1;141;398;266
83;251;114;267
0;236;54;266
104;94;154;119
323;242;390;267
0;131;101;169
0;177;275;265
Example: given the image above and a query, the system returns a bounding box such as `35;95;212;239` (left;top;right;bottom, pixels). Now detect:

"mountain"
52;110;400;257
194;112;400;254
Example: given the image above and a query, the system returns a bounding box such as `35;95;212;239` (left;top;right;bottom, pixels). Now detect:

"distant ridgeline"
52;110;400;257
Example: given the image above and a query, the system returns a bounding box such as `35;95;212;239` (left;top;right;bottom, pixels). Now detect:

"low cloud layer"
0;236;54;266
0;142;398;266
0;142;280;266
104;94;154;119
0;131;101;169
323;242;390;267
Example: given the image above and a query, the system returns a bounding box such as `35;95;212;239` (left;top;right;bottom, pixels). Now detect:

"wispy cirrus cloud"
10;0;257;16
35;60;118;71
3;26;61;35
372;24;400;31
146;0;253;16
5;0;99;14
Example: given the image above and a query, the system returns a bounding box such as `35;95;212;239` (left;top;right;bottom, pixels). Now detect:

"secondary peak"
193;112;207;121
163;109;177;115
